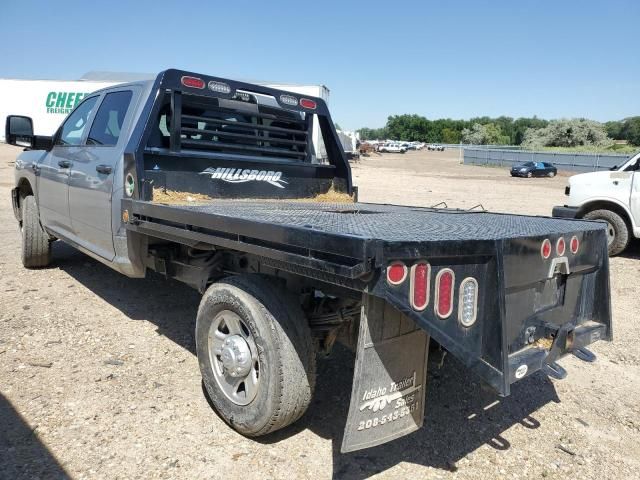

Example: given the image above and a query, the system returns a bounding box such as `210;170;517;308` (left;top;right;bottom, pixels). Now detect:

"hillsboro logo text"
200;167;288;189
45;92;91;114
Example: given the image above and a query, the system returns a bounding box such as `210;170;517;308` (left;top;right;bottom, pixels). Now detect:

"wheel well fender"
13;178;35;223
577;199;635;229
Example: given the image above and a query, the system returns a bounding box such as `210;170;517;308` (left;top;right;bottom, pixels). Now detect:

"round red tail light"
387;262;407;285
181;76;205;89
556;237;566;256
409;262;430;311
435;269;455;319
570;236;579;254
541;239;552;259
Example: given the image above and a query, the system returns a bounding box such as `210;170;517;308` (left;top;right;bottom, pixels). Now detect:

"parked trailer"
0;78;119;141
7;69;611;453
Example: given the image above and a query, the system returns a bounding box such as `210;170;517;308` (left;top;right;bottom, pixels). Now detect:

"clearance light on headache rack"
556;237;566;256
299;98;317;109
409;262;430;311
280;94;298;106
386;261;407;285
208;81;232;94
435;269;455;319
459;277;479;327
181;76;205;89
570;236;580;254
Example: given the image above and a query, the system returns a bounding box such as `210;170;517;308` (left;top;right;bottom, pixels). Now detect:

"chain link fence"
461;147;632;172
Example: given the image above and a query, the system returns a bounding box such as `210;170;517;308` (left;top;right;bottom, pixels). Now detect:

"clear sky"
1;0;638;130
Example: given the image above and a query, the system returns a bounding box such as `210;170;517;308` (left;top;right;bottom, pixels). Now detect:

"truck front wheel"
583;209;629;256
195;275;315;436
21;195;52;268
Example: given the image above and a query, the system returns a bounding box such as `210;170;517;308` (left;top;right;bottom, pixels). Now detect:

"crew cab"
7;69;612;453
553;151;640;255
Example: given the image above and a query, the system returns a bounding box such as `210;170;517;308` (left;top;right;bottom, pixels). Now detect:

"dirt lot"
1;144;639;480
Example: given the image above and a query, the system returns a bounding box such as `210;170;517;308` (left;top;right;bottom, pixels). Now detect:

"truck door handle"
58;160;72;168
96;164;113;174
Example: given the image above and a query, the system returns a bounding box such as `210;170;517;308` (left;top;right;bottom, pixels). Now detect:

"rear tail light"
386;261;407;285
409;262;430;311
459;278;479;327
570;236;579;254
299;98;317;109
556;237;566;256
435;269;455;318
541;239;552;259
208;81;231;94
181;76;205;89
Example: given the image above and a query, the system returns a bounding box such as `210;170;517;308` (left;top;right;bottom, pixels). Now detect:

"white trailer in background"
1;73;331;156
0;78;119;142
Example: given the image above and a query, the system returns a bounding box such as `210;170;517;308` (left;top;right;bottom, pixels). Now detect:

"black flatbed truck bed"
125;196;610;387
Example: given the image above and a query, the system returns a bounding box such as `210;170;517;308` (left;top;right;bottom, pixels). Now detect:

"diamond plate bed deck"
127;199;604;243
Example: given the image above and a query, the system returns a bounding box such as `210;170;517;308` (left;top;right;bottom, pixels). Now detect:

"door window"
87;91;133;146
56;96;99;146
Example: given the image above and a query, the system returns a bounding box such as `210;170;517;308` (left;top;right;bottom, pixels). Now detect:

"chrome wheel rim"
208;310;260;405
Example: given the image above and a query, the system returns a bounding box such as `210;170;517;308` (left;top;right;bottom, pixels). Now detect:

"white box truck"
0;78;119;142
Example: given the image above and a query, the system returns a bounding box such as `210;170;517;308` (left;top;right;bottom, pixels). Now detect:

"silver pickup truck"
6;69;612;453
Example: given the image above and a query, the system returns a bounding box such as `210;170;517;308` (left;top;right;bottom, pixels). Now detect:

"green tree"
620;117;640;145
461;123;509;145
522;119;613;148
441;127;461;144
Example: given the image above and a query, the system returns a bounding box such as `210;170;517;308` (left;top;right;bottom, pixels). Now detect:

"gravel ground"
1;144;639;479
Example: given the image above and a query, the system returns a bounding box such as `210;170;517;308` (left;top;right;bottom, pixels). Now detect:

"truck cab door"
68;89;136;260
38;96;99;236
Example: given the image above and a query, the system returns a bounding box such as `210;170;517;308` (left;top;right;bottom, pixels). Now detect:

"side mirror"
5;115;34;147
5;115;53;150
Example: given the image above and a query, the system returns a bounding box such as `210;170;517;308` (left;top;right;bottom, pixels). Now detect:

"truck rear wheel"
21;195;51;268
584;209;629;256
195;275;315;436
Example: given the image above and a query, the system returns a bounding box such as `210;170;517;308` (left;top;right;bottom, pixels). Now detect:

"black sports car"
510;161;557;178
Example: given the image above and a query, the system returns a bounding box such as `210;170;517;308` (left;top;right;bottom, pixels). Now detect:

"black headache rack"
122;69;352;201
121;199;612;396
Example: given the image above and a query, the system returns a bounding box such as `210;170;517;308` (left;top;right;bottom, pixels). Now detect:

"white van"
553;152;640;255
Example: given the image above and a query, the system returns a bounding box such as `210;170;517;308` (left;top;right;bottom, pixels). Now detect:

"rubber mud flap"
341;294;429;453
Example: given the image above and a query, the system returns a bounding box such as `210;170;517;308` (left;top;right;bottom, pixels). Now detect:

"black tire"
584;209;630;256
548;171;556;177
196;275;315;436
526;172;533;178
21;195;51;268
